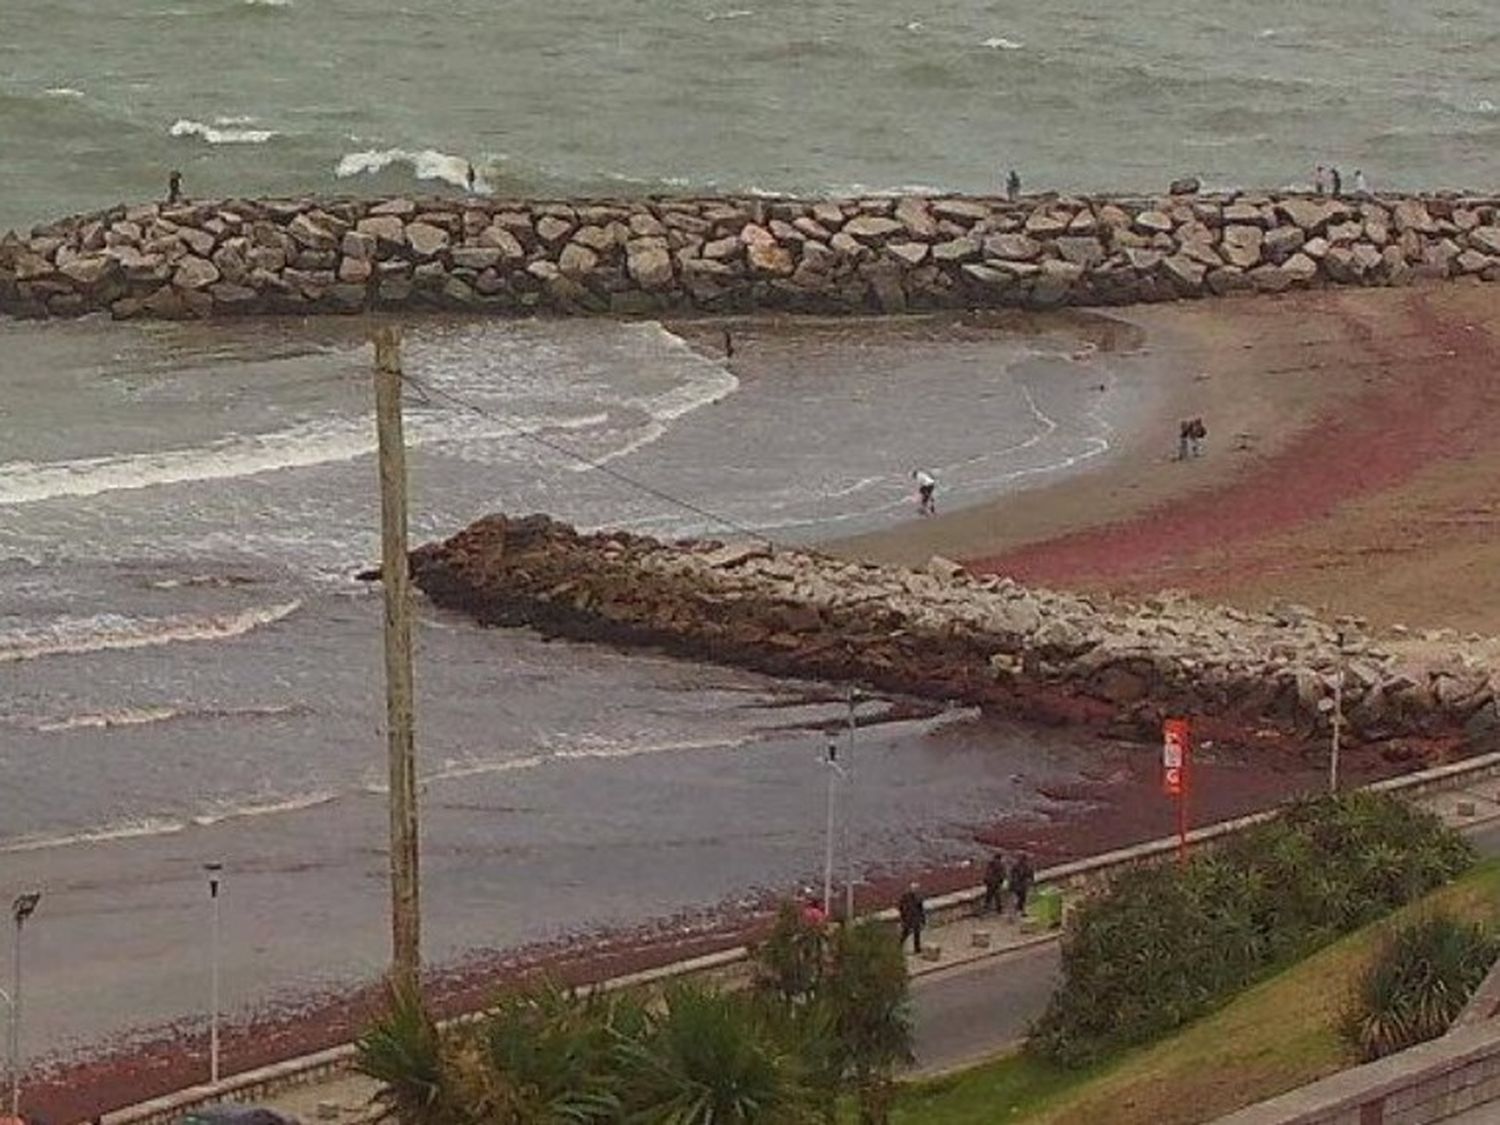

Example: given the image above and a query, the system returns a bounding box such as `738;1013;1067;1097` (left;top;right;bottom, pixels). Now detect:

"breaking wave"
0;601;301;663
335;147;481;191
170;116;277;144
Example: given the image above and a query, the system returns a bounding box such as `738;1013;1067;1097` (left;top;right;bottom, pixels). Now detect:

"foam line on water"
0;601;301;663
572;324;740;471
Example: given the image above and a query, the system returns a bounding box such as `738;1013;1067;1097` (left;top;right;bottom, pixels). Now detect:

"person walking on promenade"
898;881;927;953
1176;419;1192;461
801;892;828;928
1011;853;1035;916
1188;416;1207;458
167;169;182;204
1006;169;1021;202
912;468;937;516
982;852;1008;914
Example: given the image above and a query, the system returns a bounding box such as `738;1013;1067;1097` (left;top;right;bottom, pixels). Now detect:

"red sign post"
1163;718;1191;864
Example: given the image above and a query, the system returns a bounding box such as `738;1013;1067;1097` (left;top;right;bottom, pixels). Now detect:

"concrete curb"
101;750;1500;1124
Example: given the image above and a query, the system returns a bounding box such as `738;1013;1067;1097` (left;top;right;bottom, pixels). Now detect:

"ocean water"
0;312;1149;1051
1;0;1497;234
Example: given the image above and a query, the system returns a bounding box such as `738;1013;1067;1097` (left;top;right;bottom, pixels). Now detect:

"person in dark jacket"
897;881;926;953
982;853;1007;914
1010;853;1035;916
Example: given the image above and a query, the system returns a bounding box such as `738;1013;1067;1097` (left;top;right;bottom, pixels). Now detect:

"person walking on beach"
898;881;927;953
912;468;937;516
167;169;182;204
1188;417;1207;458
1010;853;1035;916
1006;169;1021;202
982;852;1008;914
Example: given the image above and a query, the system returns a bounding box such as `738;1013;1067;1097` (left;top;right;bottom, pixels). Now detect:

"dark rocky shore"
3;190;1499;320
409;514;1500;751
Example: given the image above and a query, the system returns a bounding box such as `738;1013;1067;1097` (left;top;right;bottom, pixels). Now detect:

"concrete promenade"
242;772;1500;1124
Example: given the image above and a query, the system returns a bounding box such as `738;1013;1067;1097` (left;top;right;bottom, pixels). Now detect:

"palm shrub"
618;981;824;1124
1347;913;1499;1061
357;984;471;1125
1029;791;1474;1066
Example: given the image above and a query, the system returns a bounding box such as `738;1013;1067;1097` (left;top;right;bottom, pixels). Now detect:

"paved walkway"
249;781;1500;1121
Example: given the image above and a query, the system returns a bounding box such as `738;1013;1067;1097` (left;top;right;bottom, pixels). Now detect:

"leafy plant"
1028;792;1474;1066
618;982;822;1124
821;921;913;1125
357;983;469;1125
1347;913;1498;1060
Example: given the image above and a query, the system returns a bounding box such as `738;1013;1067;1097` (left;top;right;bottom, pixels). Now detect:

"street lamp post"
822;734;840;918
843;688;856;923
205;863;223;1086
9;891;40;1118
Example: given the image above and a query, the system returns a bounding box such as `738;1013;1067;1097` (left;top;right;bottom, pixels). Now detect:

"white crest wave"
335;147;486;192
0;601;301;663
170;117;276;144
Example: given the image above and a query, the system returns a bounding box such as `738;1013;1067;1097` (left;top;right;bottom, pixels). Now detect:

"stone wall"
2;189;1499;320
407;514;1500;748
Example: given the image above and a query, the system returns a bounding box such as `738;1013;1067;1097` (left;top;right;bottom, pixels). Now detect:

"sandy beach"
20;284;1500;1117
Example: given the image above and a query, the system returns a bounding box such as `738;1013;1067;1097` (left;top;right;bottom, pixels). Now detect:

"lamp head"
12;892;40;924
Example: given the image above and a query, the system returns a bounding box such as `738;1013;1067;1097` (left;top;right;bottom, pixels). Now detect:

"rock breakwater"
410;515;1500;750
3;190;1500;320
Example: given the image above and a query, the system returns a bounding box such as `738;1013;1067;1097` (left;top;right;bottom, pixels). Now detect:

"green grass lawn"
893;860;1500;1125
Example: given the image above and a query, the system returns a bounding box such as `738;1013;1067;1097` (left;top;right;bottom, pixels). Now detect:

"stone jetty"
3;189;1499;320
409;514;1500;749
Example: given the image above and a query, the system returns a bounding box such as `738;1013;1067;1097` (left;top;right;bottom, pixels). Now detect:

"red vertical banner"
1163;718;1191;862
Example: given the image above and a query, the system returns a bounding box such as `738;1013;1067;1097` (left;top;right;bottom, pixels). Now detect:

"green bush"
358;906;913;1124
1028;791;1474;1066
1347;913;1498;1061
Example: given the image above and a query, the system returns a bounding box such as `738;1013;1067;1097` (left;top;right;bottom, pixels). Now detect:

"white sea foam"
43;87;84;99
189;790;338;827
335;148;486;192
28;702;300;733
242;0;293;6
704;9;753;21
982;36;1024;50
0;601;301;663
572;324;740;471
0;818;190;854
170;117;276;144
0;418;375;505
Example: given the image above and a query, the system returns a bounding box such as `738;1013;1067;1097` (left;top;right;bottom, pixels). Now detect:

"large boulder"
626;239;674;289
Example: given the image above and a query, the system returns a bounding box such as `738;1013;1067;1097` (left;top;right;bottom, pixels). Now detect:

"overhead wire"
398;370;777;545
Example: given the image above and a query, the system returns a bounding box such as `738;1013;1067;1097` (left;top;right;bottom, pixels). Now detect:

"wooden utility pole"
373;326;421;995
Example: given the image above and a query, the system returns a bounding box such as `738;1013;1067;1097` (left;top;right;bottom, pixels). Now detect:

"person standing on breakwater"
723;328;734;358
1313;164;1329;195
167;169;182;204
1006;169;1021;201
1330;166;1343;197
465;162;477;193
982;852;1008;914
898;882;927;953
1010;853;1035;916
912;468;937;516
1353;169;1369;197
